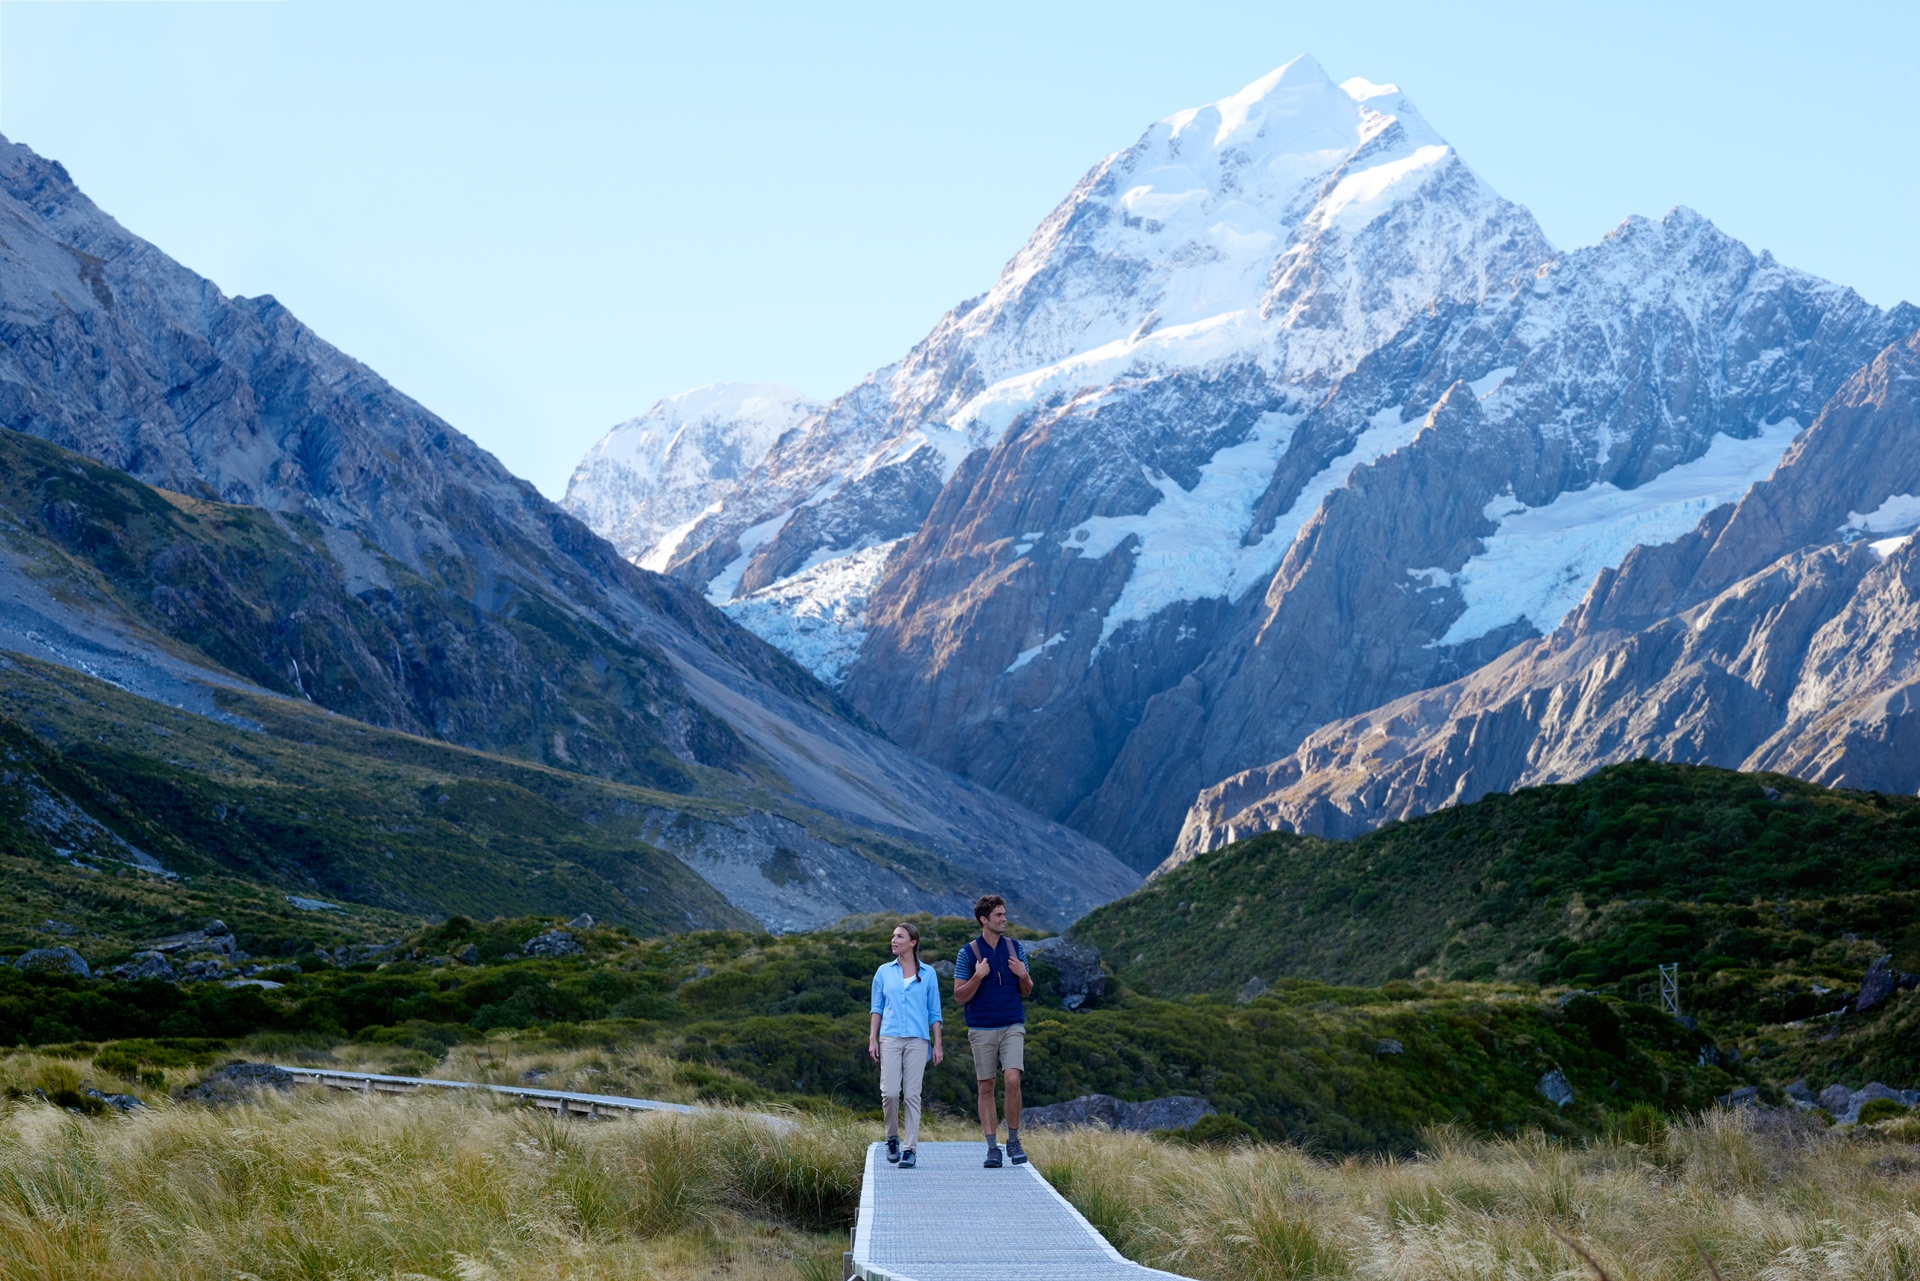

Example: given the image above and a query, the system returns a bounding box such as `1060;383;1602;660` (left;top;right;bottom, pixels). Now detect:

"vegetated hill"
1076;760;1920;999
0;914;1735;1153
0;650;779;951
0;135;1139;930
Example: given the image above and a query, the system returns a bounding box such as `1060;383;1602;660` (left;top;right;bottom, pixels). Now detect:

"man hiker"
952;893;1032;1167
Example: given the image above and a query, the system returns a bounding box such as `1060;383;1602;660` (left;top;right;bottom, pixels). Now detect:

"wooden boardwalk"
277;1065;703;1119
849;1141;1191;1281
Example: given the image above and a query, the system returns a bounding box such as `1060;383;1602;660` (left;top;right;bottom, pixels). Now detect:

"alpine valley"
567;55;1920;871
0;133;1139;943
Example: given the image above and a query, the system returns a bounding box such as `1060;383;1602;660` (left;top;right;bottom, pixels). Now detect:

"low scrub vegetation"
0;914;1737;1153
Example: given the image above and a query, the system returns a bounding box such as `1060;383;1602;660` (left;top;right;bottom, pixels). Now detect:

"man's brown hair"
973;894;1006;924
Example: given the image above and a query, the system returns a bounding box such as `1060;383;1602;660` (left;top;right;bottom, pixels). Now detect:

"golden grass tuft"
3;1050;1920;1280
1029;1110;1920;1281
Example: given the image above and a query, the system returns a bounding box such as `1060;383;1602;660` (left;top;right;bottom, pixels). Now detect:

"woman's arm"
869;1011;882;1061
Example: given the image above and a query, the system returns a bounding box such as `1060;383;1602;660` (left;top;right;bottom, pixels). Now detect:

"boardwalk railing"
277;1065;703;1119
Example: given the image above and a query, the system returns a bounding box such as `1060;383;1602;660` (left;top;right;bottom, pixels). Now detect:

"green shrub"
1154;1113;1258;1146
1856;1097;1911;1125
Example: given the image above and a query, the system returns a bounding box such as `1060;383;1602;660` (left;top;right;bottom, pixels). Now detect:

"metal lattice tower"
1658;963;1679;1018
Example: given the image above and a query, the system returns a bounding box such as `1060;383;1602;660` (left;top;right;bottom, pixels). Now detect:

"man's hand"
868;1040;880;1062
1005;955;1029;980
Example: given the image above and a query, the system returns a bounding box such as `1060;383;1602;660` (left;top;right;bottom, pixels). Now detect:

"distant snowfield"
718;540;904;686
1430;417;1804;645
1069;405;1440;651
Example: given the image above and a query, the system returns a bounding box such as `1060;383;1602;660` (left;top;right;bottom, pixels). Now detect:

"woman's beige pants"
878;1035;929;1148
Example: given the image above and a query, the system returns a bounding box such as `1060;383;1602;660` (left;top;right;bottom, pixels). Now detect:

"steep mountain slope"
563;384;820;570
1178;328;1920;849
576;57;1914;870
0;136;1139;928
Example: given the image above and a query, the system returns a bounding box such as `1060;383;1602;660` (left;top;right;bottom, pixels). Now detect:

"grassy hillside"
0;913;1736;1153
0;650;761;951
1073;761;1920;1086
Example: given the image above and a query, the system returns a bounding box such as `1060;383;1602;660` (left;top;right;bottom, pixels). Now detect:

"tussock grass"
1033;1111;1920;1280
0;1077;854;1280
5;1059;1920;1280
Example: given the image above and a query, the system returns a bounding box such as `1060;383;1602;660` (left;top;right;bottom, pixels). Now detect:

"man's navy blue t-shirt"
954;935;1028;1029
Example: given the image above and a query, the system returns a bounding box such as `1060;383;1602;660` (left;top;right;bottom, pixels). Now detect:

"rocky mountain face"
0;135;1139;929
563;384;820;570
1174;328;1920;856
573;56;1916;870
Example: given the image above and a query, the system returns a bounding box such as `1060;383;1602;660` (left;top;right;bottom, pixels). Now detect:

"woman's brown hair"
892;920;921;958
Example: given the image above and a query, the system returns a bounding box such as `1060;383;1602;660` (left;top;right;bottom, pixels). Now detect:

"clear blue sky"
3;1;1915;498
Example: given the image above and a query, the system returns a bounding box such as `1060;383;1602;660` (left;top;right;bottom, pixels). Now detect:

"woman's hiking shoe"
1006;1135;1027;1165
899;1148;917;1169
983;1144;1003;1168
886;1136;900;1164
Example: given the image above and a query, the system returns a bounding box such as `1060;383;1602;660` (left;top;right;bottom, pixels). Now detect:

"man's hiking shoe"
899;1148;917;1169
983;1145;1003;1168
1006;1135;1028;1165
886;1137;900;1164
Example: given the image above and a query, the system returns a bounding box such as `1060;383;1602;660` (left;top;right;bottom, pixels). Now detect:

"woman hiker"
868;920;944;1169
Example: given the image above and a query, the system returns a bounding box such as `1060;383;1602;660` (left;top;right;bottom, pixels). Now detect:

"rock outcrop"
1020;1093;1215;1132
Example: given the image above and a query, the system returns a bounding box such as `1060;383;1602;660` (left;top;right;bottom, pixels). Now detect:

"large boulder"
13;946;90;977
1027;937;1107;1010
108;952;178;982
523;929;585;959
1021;1093;1215;1132
174;1061;296;1107
1855;956;1919;1012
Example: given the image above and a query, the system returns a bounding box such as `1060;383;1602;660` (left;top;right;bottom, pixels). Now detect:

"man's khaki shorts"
967;1023;1025;1079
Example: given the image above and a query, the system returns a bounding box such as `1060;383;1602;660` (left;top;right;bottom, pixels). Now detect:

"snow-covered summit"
884;53;1525;452
563;383;819;569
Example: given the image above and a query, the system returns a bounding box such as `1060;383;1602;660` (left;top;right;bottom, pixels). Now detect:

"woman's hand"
868;1039;880;1061
931;1038;944;1066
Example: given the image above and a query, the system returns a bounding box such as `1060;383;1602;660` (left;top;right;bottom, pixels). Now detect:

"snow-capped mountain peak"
563;382;819;569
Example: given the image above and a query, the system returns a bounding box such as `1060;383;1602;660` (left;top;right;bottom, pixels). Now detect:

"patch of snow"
1070;405;1429;649
704;508;793;605
1005;634;1066;674
1440;417;1803;644
1869;535;1913;560
1467;366;1516;398
720;540;904;685
1407;566;1455;589
639;501;721;573
1843;493;1920;537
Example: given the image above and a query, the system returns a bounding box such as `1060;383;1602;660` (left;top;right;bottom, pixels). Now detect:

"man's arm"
953;944;989;1003
1008;941;1034;998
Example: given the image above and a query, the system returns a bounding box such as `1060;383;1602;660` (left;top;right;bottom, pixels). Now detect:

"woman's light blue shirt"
870;957;942;1040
